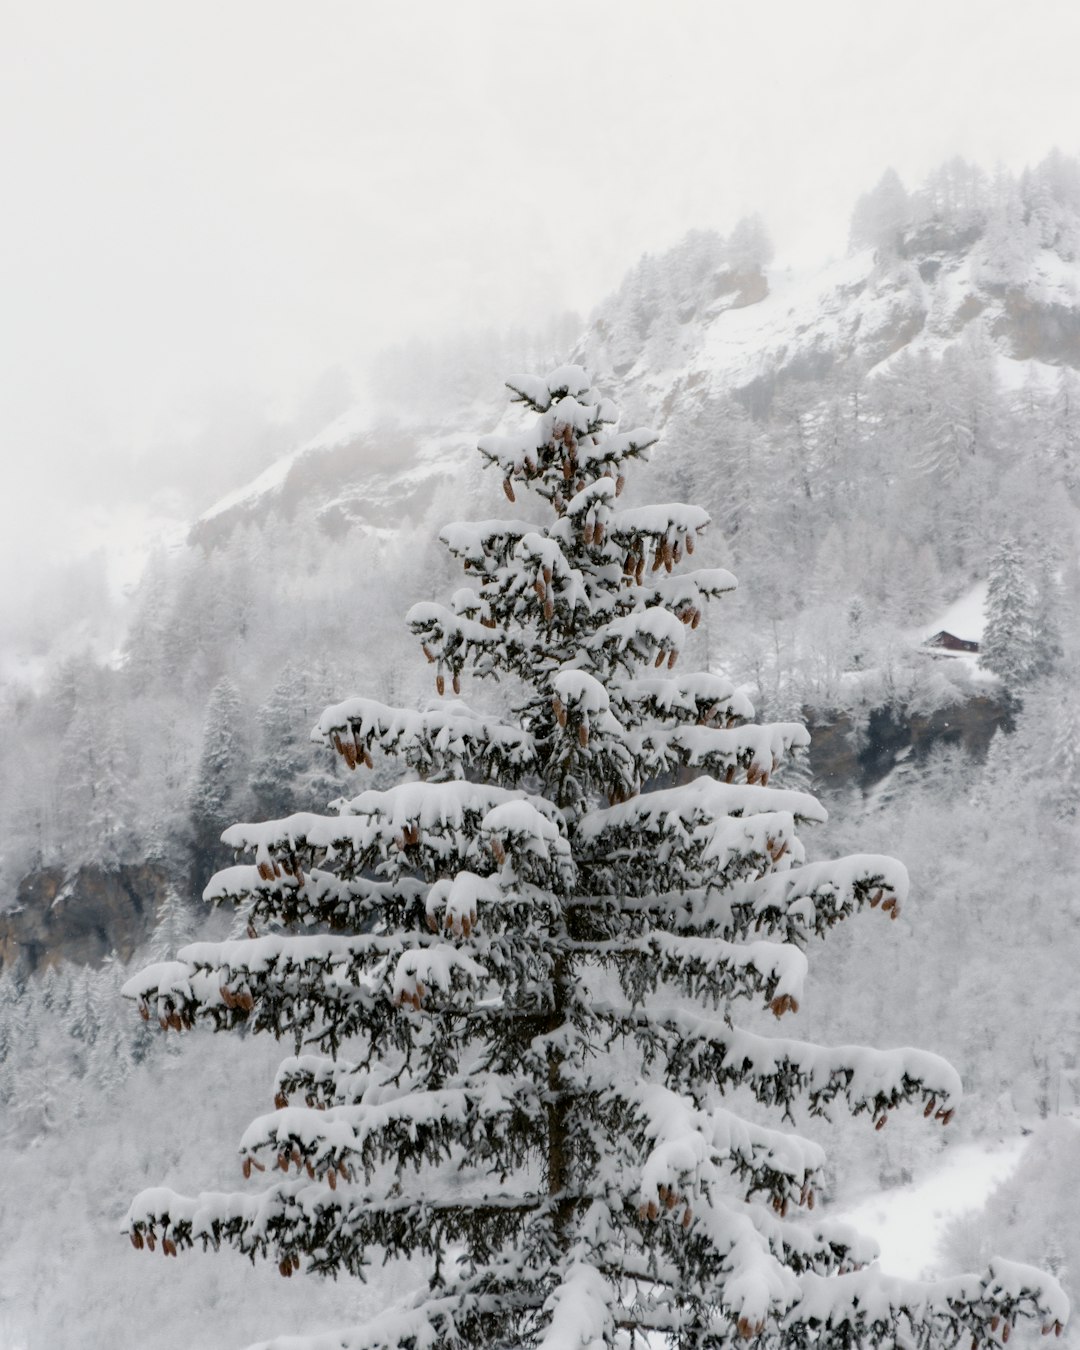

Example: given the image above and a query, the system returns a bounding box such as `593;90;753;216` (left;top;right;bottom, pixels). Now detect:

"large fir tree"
125;369;1066;1348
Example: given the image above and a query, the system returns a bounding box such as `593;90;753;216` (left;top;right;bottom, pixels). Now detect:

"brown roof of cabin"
924;630;980;653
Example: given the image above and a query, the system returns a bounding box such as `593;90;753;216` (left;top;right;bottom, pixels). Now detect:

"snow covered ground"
836;1135;1027;1280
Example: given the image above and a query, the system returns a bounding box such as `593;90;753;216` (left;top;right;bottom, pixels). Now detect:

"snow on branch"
622;1169;868;1336
440;517;543;568
314;695;537;782
581;930;807;1014
596;855;909;948
203;867;428;935
629;1083;826;1215
581;775;825;837
126;1183;543;1280
616;670;756;726
273;1055;403;1111
218;781;572;890
608;1004;962;1125
607;503;711;585
122;931;488;1047
720;854;910;943
594;605;688;670
578;777;825;896
477;365;657;509
651;566;738;608
239;1075;544;1187
505;365;598;414
405;601;505;687
642;721;809;788
786;1259;1068;1348
537;1262;613;1350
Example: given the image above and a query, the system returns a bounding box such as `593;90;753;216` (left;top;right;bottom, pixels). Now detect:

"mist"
0;0;1077;657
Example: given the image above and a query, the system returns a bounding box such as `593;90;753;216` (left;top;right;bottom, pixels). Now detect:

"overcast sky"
2;0;1079;579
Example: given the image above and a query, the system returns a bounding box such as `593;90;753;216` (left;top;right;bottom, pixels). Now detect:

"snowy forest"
3;152;1080;1347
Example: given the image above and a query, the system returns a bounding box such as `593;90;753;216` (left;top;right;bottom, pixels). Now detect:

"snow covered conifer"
981;538;1038;690
124;368;1067;1348
189;675;247;869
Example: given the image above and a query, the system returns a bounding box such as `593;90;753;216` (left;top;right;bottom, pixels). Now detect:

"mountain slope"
194;174;1080;552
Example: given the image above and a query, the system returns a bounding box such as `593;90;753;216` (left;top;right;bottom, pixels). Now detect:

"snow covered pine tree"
125;368;1066;1349
980;538;1039;692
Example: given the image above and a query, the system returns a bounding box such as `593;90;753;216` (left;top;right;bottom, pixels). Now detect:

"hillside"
190;166;1080;558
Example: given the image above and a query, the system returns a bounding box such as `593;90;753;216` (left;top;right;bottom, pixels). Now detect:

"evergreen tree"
250;662;340;819
1030;547;1064;681
1048;367;1080;496
125;369;1065;1348
981;539;1039;690
58;686;134;871
147;886;199;966
189;676;246;871
726;213;774;277
1045;676;1080;821
86;953;136;1098
848;167;911;255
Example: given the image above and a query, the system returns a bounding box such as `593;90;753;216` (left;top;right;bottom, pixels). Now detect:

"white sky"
2;0;1079;578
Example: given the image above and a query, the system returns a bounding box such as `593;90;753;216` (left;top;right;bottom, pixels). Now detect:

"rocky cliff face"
0;864;169;975
807;695;1011;793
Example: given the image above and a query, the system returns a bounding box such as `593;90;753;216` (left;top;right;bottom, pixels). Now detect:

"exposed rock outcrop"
807;694;1010;792
0;864;170;975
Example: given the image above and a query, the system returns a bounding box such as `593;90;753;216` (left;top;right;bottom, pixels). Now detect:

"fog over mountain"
5;1;1080;601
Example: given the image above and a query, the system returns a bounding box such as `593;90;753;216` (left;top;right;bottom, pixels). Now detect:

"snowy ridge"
199;405;376;523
